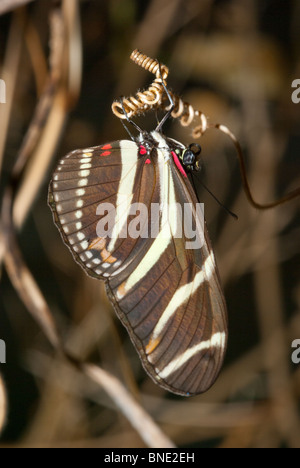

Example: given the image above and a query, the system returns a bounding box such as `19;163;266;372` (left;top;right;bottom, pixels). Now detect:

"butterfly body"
49;131;227;396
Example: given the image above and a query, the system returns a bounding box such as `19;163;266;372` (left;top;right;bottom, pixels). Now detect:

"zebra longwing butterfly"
49;130;227;396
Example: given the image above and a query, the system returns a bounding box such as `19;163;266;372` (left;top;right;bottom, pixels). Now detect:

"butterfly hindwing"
49;132;228;396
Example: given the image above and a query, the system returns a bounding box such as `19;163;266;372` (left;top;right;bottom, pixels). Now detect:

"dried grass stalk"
0;0;35;15
0;375;7;435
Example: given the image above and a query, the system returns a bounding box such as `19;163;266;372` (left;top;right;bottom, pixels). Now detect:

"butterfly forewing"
49;132;228;396
49;141;153;279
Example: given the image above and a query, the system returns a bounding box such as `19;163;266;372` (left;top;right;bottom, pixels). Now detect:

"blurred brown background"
0;0;299;448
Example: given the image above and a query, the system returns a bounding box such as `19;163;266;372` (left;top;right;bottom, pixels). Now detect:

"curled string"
112;50;300;210
112;49;208;136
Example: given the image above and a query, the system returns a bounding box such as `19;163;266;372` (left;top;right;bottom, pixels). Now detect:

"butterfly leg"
119;97;144;140
155;64;175;133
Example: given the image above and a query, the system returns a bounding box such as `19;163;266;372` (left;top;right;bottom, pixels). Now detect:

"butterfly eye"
182;149;195;166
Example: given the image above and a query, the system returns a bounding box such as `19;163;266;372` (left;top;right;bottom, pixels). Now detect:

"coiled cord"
112;49;208;136
111;50;300;209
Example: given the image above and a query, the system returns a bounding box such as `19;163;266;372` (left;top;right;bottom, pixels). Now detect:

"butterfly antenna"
191;172;238;220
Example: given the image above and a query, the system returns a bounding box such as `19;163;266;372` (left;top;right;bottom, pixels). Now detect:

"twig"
83;364;176;448
0;10;25;176
11;9;64;180
1;9;66;349
0;375;7;435
13;90;68;229
0;0;35;15
14;0;83;228
3;224;61;349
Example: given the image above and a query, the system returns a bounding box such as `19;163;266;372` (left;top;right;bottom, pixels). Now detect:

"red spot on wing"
145;159;151;164
101;151;111;157
102;144;112;150
139;145;147;156
171;151;187;178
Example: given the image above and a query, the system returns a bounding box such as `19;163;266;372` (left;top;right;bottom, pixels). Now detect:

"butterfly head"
175;143;202;173
138;131;202;175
